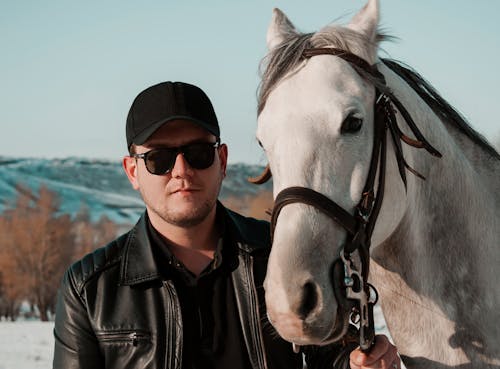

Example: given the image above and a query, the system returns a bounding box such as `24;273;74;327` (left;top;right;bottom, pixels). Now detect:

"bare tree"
0;185;32;320
0;227;23;321
222;190;274;221
72;205;118;259
0;184;122;321
221;195;248;215
247;191;273;221
0;185;73;321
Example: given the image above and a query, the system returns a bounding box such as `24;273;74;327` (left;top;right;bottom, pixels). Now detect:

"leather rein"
251;47;442;351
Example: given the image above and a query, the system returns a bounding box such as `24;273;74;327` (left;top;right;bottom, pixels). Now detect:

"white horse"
254;1;500;368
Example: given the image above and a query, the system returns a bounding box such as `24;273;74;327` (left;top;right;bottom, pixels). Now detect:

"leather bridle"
252;47;442;351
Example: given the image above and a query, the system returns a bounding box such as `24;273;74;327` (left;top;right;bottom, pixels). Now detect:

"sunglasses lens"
139;142;218;175
145;149;176;175
183;143;216;169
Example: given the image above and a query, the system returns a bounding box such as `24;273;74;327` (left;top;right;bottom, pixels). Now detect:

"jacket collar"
119;203;270;286
119;212;162;286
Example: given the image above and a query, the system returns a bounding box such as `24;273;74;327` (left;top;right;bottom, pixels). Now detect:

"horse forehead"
300;55;366;92
259;56;369;130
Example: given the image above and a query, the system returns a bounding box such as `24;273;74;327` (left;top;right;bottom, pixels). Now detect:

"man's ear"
123;155;140;190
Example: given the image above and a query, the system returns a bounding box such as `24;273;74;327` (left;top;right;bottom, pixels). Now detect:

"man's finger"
350;335;393;366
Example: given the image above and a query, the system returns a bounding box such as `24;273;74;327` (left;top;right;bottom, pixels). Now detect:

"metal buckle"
375;92;387;105
340;247;376;351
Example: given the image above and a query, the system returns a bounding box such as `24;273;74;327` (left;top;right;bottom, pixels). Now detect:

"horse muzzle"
264;258;354;345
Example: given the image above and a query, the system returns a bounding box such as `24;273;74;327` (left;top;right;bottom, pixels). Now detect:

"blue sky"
1;1;499;164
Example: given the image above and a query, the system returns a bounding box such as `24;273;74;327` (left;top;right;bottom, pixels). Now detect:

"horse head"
257;0;410;347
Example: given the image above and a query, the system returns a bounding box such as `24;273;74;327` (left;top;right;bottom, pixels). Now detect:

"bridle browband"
251;47;442;351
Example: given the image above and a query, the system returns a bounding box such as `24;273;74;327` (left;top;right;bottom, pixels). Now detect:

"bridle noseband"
253;47;442;352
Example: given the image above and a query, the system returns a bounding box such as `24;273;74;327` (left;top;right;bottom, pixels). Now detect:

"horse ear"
347;0;379;43
267;8;298;50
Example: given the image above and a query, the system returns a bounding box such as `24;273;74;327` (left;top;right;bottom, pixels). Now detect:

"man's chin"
168;215;206;228
163;203;215;228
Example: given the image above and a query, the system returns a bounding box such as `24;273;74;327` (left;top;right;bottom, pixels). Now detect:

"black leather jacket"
53;206;353;369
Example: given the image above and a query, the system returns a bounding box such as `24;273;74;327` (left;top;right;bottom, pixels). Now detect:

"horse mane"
258;27;500;160
382;59;500;160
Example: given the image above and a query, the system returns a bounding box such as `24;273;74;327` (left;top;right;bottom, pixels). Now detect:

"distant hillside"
0;157;272;225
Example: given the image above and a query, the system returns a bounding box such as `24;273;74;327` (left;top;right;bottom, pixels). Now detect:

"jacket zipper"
163;280;183;369
97;331;150;346
243;253;269;369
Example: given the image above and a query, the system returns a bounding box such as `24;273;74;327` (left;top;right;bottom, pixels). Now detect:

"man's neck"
148;207;220;276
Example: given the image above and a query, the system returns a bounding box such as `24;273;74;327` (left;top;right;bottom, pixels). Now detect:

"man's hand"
349;335;400;369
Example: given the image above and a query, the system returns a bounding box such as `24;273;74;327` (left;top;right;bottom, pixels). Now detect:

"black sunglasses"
132;139;221;175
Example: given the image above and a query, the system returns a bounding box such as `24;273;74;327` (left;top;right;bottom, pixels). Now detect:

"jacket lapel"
119;213;162;286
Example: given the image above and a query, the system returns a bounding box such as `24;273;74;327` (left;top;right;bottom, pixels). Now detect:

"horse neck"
376;61;500;311
379;60;499;243
370;63;500;362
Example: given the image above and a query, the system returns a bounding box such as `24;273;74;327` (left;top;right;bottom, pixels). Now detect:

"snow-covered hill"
0;157;271;225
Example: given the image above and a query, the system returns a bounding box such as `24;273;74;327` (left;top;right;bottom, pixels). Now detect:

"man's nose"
170;152;194;178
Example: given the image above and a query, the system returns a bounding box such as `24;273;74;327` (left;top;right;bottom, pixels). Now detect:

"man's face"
123;119;227;228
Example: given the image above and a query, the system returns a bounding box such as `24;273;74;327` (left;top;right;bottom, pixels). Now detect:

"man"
53;81;401;369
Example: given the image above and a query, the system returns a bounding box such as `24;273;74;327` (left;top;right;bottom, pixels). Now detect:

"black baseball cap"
126;81;220;149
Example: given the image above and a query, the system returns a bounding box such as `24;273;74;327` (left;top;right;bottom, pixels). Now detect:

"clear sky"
1;0;499;165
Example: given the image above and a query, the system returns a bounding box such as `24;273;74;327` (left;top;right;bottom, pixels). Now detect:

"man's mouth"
172;187;199;194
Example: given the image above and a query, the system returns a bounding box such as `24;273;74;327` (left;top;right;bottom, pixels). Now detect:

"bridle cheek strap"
270;90;387;352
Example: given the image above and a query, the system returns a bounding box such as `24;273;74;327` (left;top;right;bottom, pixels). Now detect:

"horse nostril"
298;281;318;319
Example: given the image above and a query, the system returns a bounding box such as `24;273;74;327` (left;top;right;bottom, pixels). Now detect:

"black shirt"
147;214;253;369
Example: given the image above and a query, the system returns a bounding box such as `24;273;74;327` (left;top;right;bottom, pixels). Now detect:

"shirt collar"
146;207;227;281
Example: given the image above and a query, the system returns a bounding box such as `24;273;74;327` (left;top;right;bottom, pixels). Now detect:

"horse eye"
341;115;363;134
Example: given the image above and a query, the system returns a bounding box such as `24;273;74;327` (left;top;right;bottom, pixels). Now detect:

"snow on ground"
0;305;403;369
0;321;54;369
